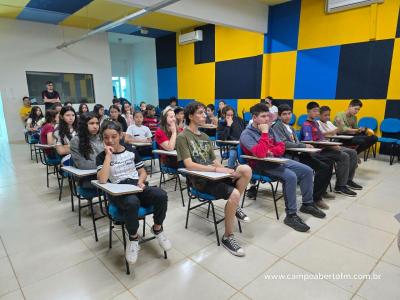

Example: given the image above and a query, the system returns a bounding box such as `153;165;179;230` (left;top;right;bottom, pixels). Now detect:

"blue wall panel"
157;67;178;99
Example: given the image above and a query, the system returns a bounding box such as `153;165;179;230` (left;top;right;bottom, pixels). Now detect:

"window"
112;76;129;99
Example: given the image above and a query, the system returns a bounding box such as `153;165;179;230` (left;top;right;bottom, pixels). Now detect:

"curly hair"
78;112;98;160
58;106;78;144
78;103;89;115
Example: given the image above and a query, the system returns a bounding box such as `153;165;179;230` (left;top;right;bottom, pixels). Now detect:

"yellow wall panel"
176;42;215;104
0;1;29;18
215;25;264;62
238;99;261;117
388;39;400;99
266;51;297;99
60;15;104;29
72;0;138;21
299;0;372;49
376;0;400;40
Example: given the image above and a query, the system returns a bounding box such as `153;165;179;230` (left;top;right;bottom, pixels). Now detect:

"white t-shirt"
283;123;293;134
317;120;337;134
126;124;152;139
269;105;278;115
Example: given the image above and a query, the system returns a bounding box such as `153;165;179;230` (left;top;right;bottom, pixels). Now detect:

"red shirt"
154;128;178;168
143;117;158;133
40;123;56;156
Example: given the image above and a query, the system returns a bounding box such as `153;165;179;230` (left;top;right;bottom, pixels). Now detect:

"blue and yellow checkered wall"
155;0;400;132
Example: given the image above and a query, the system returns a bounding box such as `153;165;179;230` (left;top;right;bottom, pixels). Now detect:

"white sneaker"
151;227;172;251
126;240;140;264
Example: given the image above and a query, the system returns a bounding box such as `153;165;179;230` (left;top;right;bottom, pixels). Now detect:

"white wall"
131;39;158;106
0;18;113;143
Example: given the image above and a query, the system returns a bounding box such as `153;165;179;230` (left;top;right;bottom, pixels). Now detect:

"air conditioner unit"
326;0;384;13
178;30;203;45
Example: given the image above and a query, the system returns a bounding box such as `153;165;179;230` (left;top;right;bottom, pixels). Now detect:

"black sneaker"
300;204;326;219
236;208;250;223
334;186;357;197
221;234;245;257
284;214;310;232
347;180;363;190
246;185;257;199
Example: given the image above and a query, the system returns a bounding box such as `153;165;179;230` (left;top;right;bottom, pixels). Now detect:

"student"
97;120;171;264
70;112;103;188
126;111;152;143
40;109;59;158
53;106;78;157
78;103;89;116
318;106;361;189
64;101;73;107
42;81;61;111
217;106;245;169
176;101;252;257
272;104;333;209
155;108;179;168
301;102;361;196
122;101;135;127
139;101;147;113
217;101;226;119
109;105;128;132
174;107;185;132
93;104;108;126
19;96;32;123
205;104;218;126
333;99;378;154
262;96;278;122
164;97;178;111
112;98;122;111
51;102;62;113
143;104;158;133
240;103;326;232
25;106;44;141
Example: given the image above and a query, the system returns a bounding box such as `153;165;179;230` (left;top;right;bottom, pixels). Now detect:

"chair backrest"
289;113;296;126
380;118;400;134
243;112;252;122
237;144;247;165
358;117;378;131
152;140;159;159
297;114;308;127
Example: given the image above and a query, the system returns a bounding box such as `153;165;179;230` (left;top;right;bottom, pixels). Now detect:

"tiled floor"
0;143;399;300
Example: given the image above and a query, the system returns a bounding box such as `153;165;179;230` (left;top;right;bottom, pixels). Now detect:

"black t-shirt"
42;90;60;110
96;144;144;183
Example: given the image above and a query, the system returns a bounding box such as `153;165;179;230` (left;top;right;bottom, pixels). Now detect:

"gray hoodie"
70;134;103;170
272;119;306;149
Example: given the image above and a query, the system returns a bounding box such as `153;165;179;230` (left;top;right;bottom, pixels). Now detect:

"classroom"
0;0;399;299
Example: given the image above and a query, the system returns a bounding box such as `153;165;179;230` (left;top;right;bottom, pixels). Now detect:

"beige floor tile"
358;261;400;300
0;257;19;297
0;289;24;300
191;241;278;289
316;217;395;258
22;258;125;300
229;292;251;300
112;290;137;300
241;259;351;300
285;236;377;292
0;240;6;259
10;239;94;287
357;189;400;214
130;259;236;300
340;203;400;234
240;217;310;257
381;240;400;267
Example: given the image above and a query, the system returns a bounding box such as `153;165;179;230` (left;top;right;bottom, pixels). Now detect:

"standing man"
42;81;60;111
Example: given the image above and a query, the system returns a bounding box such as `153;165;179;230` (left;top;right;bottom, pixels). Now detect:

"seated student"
262;96;278;122
176;101;252;257
40;109;59;158
301;102;361;196
20;96;32;123
155;108;179;168
64;101;73;107
318;106;361;188
112;97;122;111
272;104;333;209
78;103;89;117
174;107;185;132
206;104;218;126
143;104;158;133
333;99;378;154
217;105;245;169
122;101;135;127
240;103;326;232
53;106;78;157
164;97;178;112
26;106;45;140
70;112;103;188
217;100;226;119
139;101;147;113
109;105;128;132
97;120;171;264
126;111;152;143
93;104;108;126
51;102;62;113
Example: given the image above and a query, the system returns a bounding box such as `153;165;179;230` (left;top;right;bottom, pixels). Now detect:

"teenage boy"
240;103;326;233
19;96;32;123
272;104;332;209
176;102;252;257
42;81;61;111
301;102;361;196
318;106;361;190
333;99;378;154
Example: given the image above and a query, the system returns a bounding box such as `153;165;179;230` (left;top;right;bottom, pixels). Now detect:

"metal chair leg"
177;175;185;207
89;199;98;242
58;176;64;201
109;220;113;249
210;202;220;246
121;224;130;275
185;196;192;229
